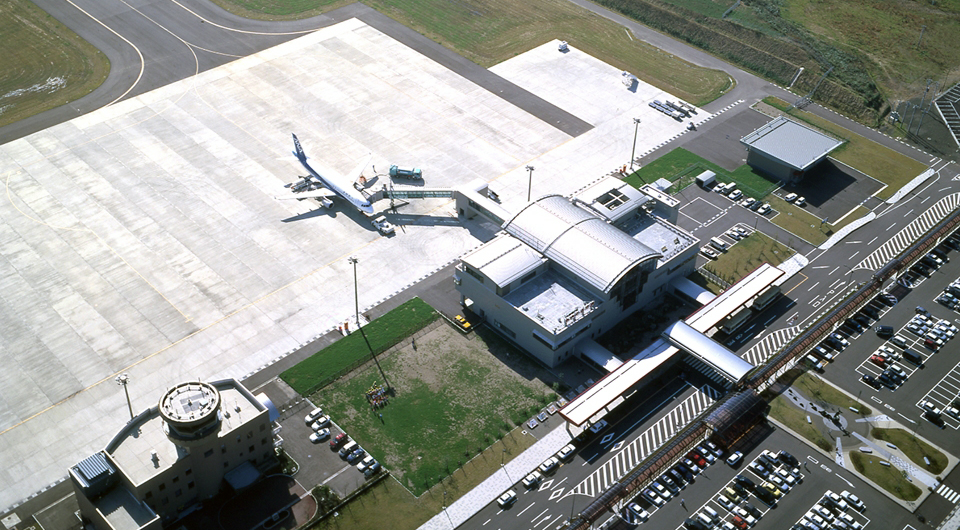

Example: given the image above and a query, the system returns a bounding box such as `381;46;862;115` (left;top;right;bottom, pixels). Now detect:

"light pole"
116;374;133;421
501;448;512;483
526;165;535;202
349;257;391;390
629;118;641;171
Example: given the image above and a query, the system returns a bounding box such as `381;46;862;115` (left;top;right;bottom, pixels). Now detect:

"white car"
812;504;835;521
767;473;789;491
734;227;748;239
652;481;672;499
701;246;719;259
717;494;737;510
726;229;741;240
775;468;797;488
356;455;376;472
539;456;560;474
732;507;757;526
311;415;331;430
840;490;865;511
642;488;665;506
945;406;960;419
824;491;849;511
522;470;543;488
305;407;324;424
757;203;771;214
742;197;756;209
309;428;330;443
726;451;743;466
558;444;576;461
838;512;863;529
627;503;649;523
497;490;517;508
785;193;798;202
729;189;743;200
805;512;827;527
371;218;395;235
921;401;942;416
796;196;806;206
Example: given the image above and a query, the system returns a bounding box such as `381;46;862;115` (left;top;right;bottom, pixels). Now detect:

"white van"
702;506;720;523
339;441;358;458
710;237;728;251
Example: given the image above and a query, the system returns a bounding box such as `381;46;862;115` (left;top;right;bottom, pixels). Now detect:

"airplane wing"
344;153;373;185
274;188;337;200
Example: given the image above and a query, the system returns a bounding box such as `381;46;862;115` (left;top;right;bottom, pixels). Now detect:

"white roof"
461;235;545;287
503;195;661;293
577;339;624;373
561;339;680;426
741;116;843;171
663;321;754;383
686;264;784;333
671;277;717;305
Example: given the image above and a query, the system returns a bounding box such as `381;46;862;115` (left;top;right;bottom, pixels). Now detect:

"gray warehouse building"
454;177;699;368
741;116;843;184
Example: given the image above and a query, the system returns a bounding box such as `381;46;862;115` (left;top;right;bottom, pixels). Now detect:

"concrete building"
69;379;279;530
454;177;698;368
741;116;843;184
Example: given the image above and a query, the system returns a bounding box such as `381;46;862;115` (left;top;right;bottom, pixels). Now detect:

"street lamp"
501;448;512;483
526;165;535;202
348;257;391;390
629;118;642;171
116;373;133;421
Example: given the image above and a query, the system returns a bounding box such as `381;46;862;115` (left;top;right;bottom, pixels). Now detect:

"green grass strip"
871;428;948;475
281;297;439;395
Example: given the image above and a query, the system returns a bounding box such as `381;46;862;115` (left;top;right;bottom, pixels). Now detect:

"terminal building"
741;116;843;184
454;177;700;368
69;379;280;530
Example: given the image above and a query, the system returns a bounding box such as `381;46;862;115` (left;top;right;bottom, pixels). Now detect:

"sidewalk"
418;425;575;530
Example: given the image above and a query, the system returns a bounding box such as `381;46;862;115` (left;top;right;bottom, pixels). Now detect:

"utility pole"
116;373;133;421
349;257;390;390
917;25;927;48
526;165;535;202
630;118;642;171
917;81;938;134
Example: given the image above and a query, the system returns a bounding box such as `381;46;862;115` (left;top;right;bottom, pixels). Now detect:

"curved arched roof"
502;195;661;293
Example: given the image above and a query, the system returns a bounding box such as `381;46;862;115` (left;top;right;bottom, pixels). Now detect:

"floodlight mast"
630;118;642;171
116;374;133;421
349;257;391;390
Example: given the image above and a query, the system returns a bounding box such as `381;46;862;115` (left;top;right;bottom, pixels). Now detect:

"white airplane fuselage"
292;134;374;214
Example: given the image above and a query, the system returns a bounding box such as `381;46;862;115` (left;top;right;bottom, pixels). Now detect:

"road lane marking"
518;503;536;516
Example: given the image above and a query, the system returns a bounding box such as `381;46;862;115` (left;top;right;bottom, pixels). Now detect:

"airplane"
275;134;375;214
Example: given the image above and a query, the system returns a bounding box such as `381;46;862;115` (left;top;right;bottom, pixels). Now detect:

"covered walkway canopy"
662;321;754;384
560;339;680;426
685;264;784;333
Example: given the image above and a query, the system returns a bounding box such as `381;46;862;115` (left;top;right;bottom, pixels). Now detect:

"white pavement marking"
856;193;960;271
566;386;720;499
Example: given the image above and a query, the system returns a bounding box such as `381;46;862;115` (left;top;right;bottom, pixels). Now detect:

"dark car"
754;487;776;505
660;474;681;493
911;264;932;276
916;306;930;315
684;518;709;530
861;306;880;319
932;248;949;261
730;482;748;496
675;464;694;482
876;325;894;337
854;315;871;327
844;320;864;333
668;468;687;485
743;502;762;518
734;474;756;490
778;451;799;467
878;373;898;389
861;374;881;388
758;452;778;469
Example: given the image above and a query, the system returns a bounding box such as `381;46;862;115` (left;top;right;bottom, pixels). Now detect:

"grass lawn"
625;148;778;198
209;0;731;107
703;232;793;286
793;372;871;416
314;325;554;495
871;428;948;475
308;431;536;530
281;297;439;395
765;195;834;245
768;394;833;452
763;98;928;200
849;452;922;502
0;0;109;129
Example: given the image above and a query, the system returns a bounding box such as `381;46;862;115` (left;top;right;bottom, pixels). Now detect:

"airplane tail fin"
291;134;307;162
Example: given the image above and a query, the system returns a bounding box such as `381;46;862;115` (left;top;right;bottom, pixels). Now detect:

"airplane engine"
317;197;334;208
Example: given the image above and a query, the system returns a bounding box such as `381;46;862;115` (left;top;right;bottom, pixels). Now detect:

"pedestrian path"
565;386;721;499
683;357;734;387
855;193;960;271
741;326;800;365
936;484;960;504
417;425;573;530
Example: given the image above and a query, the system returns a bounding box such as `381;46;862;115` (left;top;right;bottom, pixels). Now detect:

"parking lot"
603;427;919;530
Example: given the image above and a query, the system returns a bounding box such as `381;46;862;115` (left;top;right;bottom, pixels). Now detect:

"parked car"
627;503;650;523
557;444;576;461
305;407;324;424
309;428;331;443
497;490;517;508
795;196;806;206
539;456;560;474
330;433;348;449
734;475;756;491
522;471;543;489
311;414;331;430
357;455;376;472
785;193;798;202
861;374;880;388
757;203;771;214
727;451;744;466
642;488;666;506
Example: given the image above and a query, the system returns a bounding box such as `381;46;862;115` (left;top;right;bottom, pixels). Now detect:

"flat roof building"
70;379;279;530
741;116;843;184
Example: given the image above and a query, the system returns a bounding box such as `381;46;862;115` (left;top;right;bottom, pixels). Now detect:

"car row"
900;238;956;287
784;192;807;207
714;181;772;215
305;407;332;443
791;490;867;530
318;419;382;478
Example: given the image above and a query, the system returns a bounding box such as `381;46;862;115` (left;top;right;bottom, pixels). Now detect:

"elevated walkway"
373;186;456;201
